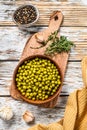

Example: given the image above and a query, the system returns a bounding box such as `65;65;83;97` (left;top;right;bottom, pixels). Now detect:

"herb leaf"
30;30;75;55
45;33;75;55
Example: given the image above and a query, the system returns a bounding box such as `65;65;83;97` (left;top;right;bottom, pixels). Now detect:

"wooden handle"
48;11;63;33
81;56;87;87
10;11;68;108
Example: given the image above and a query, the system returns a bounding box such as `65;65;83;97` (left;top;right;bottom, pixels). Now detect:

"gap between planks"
0;26;87;61
0;96;66;130
0;2;87;26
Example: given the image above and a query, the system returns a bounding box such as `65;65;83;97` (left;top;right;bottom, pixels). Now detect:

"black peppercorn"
13;5;38;25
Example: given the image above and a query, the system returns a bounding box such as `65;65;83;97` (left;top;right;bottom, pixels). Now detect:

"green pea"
52;81;55;84
16;74;19;77
26;79;29;83
42;86;45;90
55;81;58;84
53;89;56;93
51;92;54;95
30;93;33;97
24;61;27;64
27;86;31;89
25;66;28;69
33;92;37;96
27;76;29;79
45;86;48;90
22;92;25;95
38;90;42;93
29;71;32;74
52;84;55;87
39;93;41;97
31;81;33;84
20;89;24;93
37;71;40;74
42;91;45;94
45;95;48;99
57;80;61;85
39;84;42;87
36;88;38;92
47;91;50;95
39;96;42;99
17;82;21;86
23;86;27;90
42;78;45;82
27;89;31;93
35;82;39;86
18;87;21;91
28;96;32;99
42;98;45;100
33;86;36;90
16;78;19;82
36;95;39;100
58;75;61;79
16;57;61;101
55;86;58;90
32;97;35;101
38;78;41;81
49;88;51;91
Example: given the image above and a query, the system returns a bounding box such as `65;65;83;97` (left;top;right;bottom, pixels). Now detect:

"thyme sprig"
45;30;75;55
30;30;75;55
45;36;75;55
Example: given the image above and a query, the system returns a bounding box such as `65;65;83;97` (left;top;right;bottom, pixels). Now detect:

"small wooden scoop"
10;11;69;108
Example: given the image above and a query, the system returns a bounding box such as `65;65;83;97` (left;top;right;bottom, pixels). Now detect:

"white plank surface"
0;0;86;129
0;27;87;60
0;1;87;26
0;96;67;130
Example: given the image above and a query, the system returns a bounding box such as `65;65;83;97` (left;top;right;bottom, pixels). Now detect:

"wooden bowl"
13;55;63;107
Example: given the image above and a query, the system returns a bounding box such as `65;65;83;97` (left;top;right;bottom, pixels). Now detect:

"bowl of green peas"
13;55;62;107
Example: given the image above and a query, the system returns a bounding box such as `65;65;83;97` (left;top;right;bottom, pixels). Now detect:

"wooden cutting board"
10;11;69;108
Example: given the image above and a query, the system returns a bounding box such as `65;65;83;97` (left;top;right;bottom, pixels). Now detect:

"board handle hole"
54;15;58;21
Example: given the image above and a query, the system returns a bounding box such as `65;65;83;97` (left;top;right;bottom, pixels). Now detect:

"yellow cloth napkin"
28;57;87;130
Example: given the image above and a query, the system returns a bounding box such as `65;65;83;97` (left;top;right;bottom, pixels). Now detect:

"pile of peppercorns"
13;5;38;24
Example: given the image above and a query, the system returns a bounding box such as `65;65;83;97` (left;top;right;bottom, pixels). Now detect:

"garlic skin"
0;106;13;121
35;32;44;43
23;110;35;123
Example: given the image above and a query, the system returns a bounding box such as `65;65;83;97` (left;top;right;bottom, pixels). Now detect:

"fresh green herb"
45;36;75;55
45;30;75;55
30;31;58;49
30;30;75;55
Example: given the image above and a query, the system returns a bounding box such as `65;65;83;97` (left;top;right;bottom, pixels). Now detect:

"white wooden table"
0;0;87;130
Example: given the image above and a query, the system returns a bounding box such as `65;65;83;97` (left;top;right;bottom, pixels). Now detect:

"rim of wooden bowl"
13;55;63;105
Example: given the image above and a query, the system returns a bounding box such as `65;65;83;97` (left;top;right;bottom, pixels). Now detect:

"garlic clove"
0;106;13;121
23;110;35;123
35;32;44;43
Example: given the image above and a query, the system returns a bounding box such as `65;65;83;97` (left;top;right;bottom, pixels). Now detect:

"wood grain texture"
0;0;65;1
0;61;83;96
10;11;67;108
0;0;86;129
0;1;87;26
0;26;87;61
0;96;67;130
